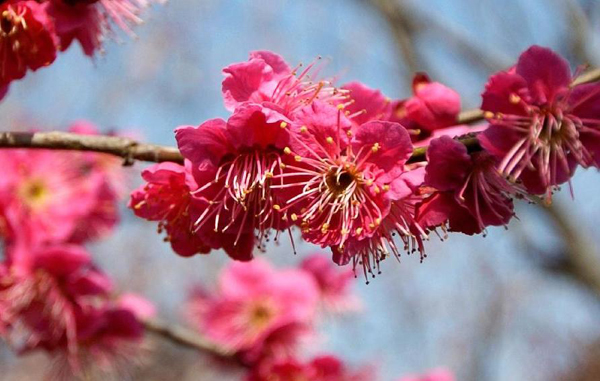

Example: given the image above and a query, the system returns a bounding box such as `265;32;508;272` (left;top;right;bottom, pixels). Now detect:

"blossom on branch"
479;45;600;198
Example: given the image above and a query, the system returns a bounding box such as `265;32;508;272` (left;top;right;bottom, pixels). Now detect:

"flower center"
18;178;50;210
325;167;356;196
247;301;276;331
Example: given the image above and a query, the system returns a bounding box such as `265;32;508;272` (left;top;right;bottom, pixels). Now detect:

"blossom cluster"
0;122;153;376
131;46;600;279
0;0;162;99
186;252;454;381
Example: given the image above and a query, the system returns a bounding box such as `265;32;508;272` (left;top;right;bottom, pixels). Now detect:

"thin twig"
142;318;233;358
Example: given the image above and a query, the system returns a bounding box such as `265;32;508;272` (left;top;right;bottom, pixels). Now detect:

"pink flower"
404;73;461;132
479;45;600;197
176;103;292;261
397;368;455;381
222;51;347;115
300;253;360;313
0;1;57;88
129;161;210;257
341;81;394;126
47;0;163;56
0;244;113;357
275;101;425;276
246;354;372;381
417;136;515;235
0;149;101;246
187;259;318;362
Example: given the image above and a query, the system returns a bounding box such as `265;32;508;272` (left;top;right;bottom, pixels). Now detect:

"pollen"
326;136;334;144
484;111;495;119
294;155;302;162
280;121;288;129
355;227;363;235
371;143;380;153
291;213;298;221
284;147;292;155
337;104;345;110
273;204;281;211
509;93;521;104
300;125;308;133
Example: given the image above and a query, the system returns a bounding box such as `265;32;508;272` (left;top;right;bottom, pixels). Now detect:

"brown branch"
142;318;234;359
0;131;184;166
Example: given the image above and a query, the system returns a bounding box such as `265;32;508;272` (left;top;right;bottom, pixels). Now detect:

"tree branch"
142;318;235;359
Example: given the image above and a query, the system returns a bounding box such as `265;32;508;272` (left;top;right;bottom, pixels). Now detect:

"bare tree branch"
143;318;237;360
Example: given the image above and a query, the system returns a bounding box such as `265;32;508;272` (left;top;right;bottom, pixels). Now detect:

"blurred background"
2;0;600;380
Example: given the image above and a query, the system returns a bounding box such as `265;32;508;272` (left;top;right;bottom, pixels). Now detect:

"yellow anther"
300;125;308;133
273;204;281;211
369;223;375;229
265;171;273;178
284;147;292;155
326;136;334;144
337;104;345;110
373;186;380;194
371;142;380;153
280;163;286;169
483;111;495;119
291;213;298;221
383;184;390;192
352;200;360;206
346;130;353;137
341;228;349;235
355;227;363;235
294;155;302;162
509;93;521;104
375;217;381;225
366;179;373;186
280;121;288;129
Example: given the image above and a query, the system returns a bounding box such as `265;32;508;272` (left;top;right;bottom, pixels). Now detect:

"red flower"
275;101;424;276
417;136;515;235
176;103;292;261
479;45;600;197
47;0;162;56
222;51;347;115
129;161;210;257
0;1;57;89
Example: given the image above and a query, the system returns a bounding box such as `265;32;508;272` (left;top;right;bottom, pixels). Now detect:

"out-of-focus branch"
143;318;234;359
366;0;512;74
564;0;598;66
0;131;183;165
538;203;600;297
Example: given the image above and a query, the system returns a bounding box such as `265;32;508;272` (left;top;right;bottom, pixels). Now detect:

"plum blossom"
246;354;372;381
47;0;164;56
222;51;348;115
129;161;210;257
275;101;426;277
0;149;102;245
479;45;600;197
176;103;292;261
300;253;359;313
417;136;515;235
0;0;57;96
187;259;319;364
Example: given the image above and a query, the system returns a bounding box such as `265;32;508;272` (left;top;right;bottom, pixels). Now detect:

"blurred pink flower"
479;45;600;197
300;253;360;313
247;354;372;381
187;259;319;363
0;149;101;245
